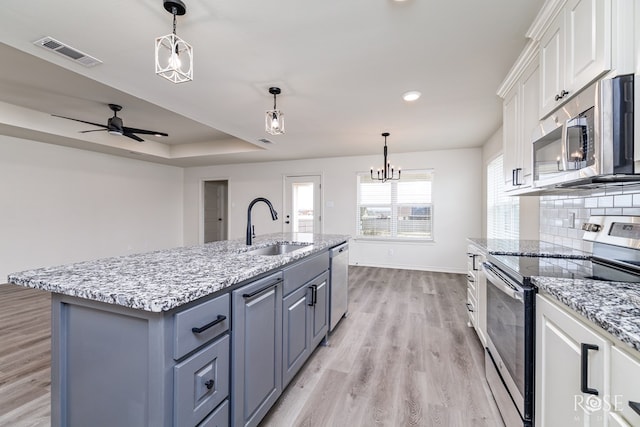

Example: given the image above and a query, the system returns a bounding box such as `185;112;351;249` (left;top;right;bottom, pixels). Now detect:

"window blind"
487;155;519;239
356;170;433;240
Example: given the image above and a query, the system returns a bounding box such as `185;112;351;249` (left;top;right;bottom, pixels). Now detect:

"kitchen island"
8;232;349;427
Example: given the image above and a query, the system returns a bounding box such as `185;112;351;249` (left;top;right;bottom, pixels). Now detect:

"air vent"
258;138;273;144
33;36;102;67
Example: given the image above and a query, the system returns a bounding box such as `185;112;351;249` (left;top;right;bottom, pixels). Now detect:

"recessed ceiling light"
403;91;421;102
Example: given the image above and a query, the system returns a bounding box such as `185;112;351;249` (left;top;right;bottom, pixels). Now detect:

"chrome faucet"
246;197;278;245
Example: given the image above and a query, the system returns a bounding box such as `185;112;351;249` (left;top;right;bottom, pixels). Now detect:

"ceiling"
0;0;544;167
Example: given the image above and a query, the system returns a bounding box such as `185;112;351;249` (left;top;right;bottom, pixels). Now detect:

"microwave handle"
482;262;524;301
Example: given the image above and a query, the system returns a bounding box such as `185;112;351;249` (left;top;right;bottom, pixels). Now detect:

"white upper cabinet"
539;0;611;118
500;52;539;193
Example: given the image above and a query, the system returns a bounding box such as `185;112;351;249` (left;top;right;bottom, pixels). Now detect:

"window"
487;155;519;239
356;170;433;240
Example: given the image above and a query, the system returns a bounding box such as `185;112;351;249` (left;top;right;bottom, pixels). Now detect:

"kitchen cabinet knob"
285;221;290;224
560;90;569;98
205;379;214;390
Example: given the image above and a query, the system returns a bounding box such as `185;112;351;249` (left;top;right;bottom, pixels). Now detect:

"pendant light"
155;0;193;84
370;132;401;182
265;87;285;135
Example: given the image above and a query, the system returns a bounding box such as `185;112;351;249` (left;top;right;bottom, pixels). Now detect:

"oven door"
483;262;534;426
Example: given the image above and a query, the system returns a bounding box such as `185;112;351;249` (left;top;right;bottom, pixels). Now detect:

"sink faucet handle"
252;225;256;238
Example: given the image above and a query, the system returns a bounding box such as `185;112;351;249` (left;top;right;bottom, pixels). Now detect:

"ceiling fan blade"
123;132;145;142
52;115;107;129
79;129;108;134
122;126;169;137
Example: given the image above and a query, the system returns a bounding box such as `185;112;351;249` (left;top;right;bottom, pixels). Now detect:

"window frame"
486;154;519;239
356;169;434;242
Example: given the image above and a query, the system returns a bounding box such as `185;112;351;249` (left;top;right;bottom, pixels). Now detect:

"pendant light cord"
172;7;177;36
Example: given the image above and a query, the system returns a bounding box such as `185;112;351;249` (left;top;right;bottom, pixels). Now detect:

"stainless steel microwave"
532;74;634;188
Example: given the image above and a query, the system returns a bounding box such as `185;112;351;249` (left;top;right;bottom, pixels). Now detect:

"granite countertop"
533;276;640;353
8;233;350;313
468;238;589;259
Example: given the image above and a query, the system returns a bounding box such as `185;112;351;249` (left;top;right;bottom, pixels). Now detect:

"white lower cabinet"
465;244;486;346
608;346;640;426
536;294;640;427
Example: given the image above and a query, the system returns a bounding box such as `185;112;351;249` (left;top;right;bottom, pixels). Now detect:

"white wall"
1;135;184;281
184;148;482;273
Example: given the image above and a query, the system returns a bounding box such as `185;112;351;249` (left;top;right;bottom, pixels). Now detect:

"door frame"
199;177;230;244
282;173;324;234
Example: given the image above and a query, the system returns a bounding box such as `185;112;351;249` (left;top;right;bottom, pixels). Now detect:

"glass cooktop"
487;254;640;284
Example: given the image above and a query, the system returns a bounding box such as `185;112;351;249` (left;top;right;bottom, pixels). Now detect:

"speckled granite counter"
533;276;640;353
7;233;349;312
468;238;589;258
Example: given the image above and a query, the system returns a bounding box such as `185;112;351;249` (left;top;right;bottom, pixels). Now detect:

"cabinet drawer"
175;334;230;427
610;345;640;426
466;288;477;325
198;399;229;427
283;251;329;296
174;293;230;360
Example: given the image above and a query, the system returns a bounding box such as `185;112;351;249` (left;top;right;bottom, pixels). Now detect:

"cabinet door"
536;295;609;427
609;345;640;426
282;285;310;388
232;273;283;427
503;87;519;187
310;273;329;348
540;11;564;117
565;0;610;95
519;59;539;187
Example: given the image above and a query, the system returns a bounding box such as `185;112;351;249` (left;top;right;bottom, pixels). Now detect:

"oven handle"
482;262;524;302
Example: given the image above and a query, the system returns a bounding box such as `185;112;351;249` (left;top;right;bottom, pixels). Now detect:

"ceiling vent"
33;36;102;67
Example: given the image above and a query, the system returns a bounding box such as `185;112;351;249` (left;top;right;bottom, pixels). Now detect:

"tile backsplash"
539;183;640;253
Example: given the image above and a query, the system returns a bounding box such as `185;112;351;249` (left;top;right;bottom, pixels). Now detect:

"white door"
283;175;321;234
203;180;228;243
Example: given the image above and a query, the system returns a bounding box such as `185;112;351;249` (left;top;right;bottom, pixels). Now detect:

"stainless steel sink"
246;243;310;256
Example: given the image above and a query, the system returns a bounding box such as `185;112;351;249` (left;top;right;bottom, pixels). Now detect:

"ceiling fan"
52;104;169;142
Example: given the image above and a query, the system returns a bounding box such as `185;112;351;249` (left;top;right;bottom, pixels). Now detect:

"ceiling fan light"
155;34;193;83
265;109;285;135
108;129;123;136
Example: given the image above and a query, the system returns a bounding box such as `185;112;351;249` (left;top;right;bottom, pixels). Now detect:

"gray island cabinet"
7;233;349;427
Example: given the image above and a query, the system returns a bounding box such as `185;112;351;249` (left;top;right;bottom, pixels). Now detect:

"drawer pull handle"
580;343;599;395
205;379;215;390
242;278;282;299
467;274;474;282
630;401;640;416
191;315;226;334
465;303;474;313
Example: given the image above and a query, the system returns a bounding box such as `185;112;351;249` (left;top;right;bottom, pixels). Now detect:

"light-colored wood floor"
0;267;503;427
0;284;51;427
261;267;503;427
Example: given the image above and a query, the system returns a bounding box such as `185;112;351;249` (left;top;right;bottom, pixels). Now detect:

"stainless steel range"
482;215;640;427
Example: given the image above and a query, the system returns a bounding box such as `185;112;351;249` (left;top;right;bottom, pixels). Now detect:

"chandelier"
370;132;401;182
